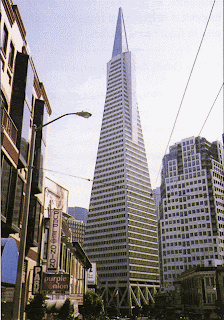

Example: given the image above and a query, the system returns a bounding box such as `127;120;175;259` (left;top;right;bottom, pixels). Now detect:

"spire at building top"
112;7;129;58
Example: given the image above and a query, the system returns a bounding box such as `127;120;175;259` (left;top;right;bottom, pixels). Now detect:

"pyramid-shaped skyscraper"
84;8;159;316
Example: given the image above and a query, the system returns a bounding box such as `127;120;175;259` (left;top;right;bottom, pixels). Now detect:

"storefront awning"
1;238;18;285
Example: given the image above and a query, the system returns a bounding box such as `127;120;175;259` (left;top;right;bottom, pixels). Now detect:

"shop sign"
47;209;62;271
42;273;70;293
88;263;97;285
32;266;42;294
70;293;83;305
1;287;14;302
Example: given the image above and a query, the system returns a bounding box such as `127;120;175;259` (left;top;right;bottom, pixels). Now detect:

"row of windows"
97;143;123;156
163;208;210;220
94;162;124;176
88;206;125;217
126;159;149;174
100;122;123;136
91;189;125;201
162;223;211;233
104;97;123;108
126;143;147;158
1;23;15;74
166;186;207;198
127;190;153;204
102;111;123;124
129;238;158;248
163;255;217;269
91;185;124;198
97;147;124;161
104;102;122;114
108;65;122;76
162;230;212;241
90;195;125;207
163;238;213;248
101;119;123;133
110;58;121;66
86;219;125;230
99;129;123;143
102;112;123;126
86;213;125;224
103;103;123;121
126;154;148;169
98;258;127;265
90;251;127;259
86;244;126;252
109;65;121;75
85;229;126;239
98;265;127;271
107;79;122;89
164;201;208;212
91;177;124;190
166;172;207;184
164;247;214;256
98;135;123;150
127;196;152;210
105;88;122;100
127;175;151;188
89;201;126;212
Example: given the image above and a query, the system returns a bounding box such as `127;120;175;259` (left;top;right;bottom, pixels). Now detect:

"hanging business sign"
47;209;62;271
87;263;97;285
42;273;70;294
32;266;42;295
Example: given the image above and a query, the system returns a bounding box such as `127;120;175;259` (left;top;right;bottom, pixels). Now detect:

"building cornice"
40;83;52;116
12;5;26;40
2;0;15;26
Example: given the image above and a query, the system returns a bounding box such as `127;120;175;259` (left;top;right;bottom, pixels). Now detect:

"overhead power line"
41;168;92;181
156;0;217;184
197;82;224;138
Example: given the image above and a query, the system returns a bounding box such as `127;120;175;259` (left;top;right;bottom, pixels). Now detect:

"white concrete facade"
159;136;224;291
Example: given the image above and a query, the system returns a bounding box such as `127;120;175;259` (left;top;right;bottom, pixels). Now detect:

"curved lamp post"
13;111;92;320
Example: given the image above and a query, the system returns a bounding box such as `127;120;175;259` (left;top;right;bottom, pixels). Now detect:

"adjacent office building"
1;0;52;318
66;216;86;245
84;8;159;316
158;136;224;291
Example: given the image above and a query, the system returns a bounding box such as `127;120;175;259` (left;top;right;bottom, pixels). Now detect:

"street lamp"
12;111;92;320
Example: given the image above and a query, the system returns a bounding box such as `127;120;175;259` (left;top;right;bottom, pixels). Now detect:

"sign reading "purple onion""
47;209;62;271
42;273;70;293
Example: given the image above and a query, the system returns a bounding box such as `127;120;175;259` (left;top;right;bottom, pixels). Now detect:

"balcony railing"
1;107;18;144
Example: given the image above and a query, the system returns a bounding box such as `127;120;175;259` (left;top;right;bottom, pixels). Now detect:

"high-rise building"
158;136;224;291
66;216;86;245
84;8;159;316
153;187;161;218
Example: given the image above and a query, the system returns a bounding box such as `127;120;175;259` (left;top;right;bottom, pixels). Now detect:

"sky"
14;0;223;209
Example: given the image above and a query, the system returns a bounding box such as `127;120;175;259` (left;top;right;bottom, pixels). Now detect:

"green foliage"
57;298;74;320
81;290;104;320
25;293;47;320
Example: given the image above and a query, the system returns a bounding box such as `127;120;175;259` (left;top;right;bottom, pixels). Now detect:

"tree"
80;290;104;320
25;293;47;320
57;298;74;320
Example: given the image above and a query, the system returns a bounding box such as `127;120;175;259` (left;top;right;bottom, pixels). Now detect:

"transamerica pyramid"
84;8;159;316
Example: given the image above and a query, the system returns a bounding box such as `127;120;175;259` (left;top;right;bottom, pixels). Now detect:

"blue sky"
15;0;223;208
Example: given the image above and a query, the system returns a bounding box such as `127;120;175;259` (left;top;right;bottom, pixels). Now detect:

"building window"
1;24;8;55
27;196;41;247
8;41;15;69
12;175;24;227
1;157;12;218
